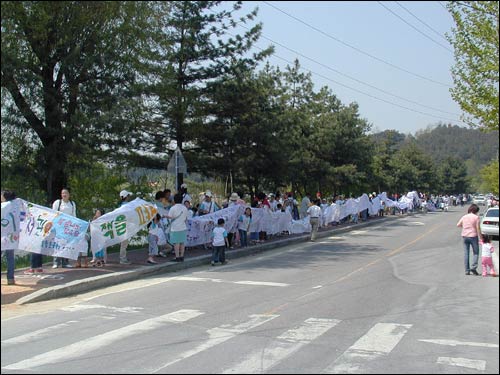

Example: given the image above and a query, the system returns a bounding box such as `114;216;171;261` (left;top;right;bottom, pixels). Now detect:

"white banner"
186;204;244;247
17;200;89;260
1;198;26;250
90;198;158;254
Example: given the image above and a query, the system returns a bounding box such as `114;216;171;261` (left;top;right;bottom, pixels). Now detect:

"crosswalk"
1;306;497;373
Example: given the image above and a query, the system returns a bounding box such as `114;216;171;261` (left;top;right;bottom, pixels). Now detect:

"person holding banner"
52;188;77;268
198;191;220;215
89;208;107;267
118;190;133;264
167;193;189;262
1;190;20;285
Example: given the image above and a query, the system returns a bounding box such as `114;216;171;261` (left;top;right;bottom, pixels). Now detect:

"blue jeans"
31;253;43;269
148;234;158;256
463;236;479;272
3;250;15;281
239;230;248;247
212;245;226;263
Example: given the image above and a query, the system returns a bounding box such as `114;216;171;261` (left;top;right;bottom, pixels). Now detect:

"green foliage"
388;142;437;194
437;157;470;194
1;1;158;203
414;124;498;165
479;160;499;195
447;1;499;131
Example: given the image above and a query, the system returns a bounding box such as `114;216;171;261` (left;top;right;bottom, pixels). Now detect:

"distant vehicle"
473;195;486;206
480;207;499;238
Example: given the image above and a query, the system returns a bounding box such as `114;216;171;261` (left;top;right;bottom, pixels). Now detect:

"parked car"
480;207;499;238
473;195;486;206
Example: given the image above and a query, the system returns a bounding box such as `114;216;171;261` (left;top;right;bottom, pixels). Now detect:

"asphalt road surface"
1;207;498;374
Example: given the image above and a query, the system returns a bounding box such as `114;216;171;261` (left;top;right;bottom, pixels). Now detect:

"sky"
230;0;464;135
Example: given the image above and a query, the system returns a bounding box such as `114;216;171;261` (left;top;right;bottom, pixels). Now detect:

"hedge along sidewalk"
14;213;409;305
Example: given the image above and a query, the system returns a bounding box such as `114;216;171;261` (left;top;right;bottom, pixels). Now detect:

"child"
480;234;496;277
211;218;229;266
90;209;107;267
238;207;252;247
146;214;162;264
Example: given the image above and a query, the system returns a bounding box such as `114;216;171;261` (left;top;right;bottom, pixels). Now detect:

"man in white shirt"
307;199;322;241
52;188;77;268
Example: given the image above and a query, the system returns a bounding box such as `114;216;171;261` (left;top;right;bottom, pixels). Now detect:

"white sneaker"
52;264;58;269
120;258;131;265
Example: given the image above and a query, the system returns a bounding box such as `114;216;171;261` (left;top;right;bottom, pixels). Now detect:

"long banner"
18;200;89;259
90;198;158;254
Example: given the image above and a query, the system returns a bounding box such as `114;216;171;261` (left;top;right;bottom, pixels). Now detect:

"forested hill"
414;124;498;165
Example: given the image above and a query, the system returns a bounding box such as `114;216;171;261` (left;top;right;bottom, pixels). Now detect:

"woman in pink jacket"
456;204;481;275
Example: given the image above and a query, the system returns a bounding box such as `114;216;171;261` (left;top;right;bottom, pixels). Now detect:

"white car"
473;195;486;206
481;207;499;238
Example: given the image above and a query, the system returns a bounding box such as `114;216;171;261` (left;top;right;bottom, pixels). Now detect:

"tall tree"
479;160;499;195
446;1;499;131
150;1;271;158
437;156;470;194
1;1;155;203
195;64;287;194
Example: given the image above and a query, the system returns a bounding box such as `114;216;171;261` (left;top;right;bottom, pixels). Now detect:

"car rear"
481;208;499;238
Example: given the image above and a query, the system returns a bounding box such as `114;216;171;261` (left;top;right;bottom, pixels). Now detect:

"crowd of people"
2;185;498;286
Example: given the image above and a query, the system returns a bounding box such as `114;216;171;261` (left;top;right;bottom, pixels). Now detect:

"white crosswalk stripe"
437;357;486;371
148;314;279;373
222;318;341;374
7;312;487;374
3;309;204;371
322;323;412;373
1;321;80;346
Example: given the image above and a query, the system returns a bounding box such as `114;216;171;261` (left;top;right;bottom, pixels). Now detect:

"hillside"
414;124;499;165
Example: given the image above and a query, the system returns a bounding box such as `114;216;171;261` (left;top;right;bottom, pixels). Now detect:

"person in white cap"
118;190;133;264
198;190;220;215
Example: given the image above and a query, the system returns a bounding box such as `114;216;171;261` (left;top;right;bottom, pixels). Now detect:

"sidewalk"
0;213;431;306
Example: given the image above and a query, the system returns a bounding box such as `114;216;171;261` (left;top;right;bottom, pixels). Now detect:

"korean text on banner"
90;198;158;254
18;200;89;260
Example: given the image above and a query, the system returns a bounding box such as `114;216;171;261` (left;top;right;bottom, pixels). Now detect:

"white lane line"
175;276;225;283
3;309;204;371
419;339;499;348
149;314;279;373
322;323;412;373
437;357;486;371
223;318;340;374
234;281;289;287
350;230;368;235
174;276;289;287
60;304;143;313
409;222;425;226
1;321;79;346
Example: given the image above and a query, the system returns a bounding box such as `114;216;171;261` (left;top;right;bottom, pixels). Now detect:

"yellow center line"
386;221;447;257
263;220;448;315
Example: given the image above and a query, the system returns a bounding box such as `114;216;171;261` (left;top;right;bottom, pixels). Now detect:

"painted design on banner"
18;201;89;259
1;198;27;250
90;198;158;254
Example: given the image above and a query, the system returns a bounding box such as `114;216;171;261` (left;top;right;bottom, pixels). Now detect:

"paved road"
1;208;498;374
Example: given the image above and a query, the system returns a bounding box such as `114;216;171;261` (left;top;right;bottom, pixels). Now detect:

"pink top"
457;213;480;237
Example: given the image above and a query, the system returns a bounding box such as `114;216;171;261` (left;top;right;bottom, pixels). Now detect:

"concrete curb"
15;214;404;305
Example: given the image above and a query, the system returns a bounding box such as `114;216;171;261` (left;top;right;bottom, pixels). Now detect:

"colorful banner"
17;200;89;259
90;198;158;254
1;198;27;250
